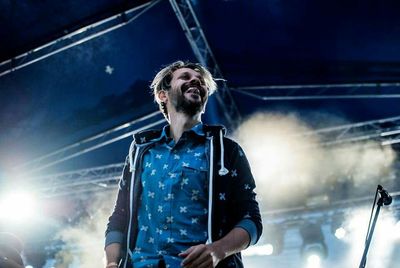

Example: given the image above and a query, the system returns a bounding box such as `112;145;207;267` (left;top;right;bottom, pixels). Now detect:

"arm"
104;155;132;267
179;227;250;268
105;243;122;268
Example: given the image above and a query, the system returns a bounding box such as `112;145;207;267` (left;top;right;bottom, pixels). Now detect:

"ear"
157;90;168;104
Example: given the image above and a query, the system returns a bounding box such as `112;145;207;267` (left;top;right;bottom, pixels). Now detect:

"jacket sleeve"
105;155;131;247
227;140;263;246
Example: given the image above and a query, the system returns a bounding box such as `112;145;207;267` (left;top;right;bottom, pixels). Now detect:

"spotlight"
330;214;347;240
0;190;37;222
334;227;346;239
300;223;327;263
306;254;321;268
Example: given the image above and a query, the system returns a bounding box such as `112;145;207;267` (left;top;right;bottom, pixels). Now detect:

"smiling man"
105;61;262;268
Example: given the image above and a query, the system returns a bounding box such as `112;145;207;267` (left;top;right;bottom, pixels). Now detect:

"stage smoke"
54;191;116;267
234;112;397;209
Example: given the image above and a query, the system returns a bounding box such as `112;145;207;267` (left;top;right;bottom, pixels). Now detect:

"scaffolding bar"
169;0;241;128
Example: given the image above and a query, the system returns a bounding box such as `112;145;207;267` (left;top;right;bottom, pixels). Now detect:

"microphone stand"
359;185;392;268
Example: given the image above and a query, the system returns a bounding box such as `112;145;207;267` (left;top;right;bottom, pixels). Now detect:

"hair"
150;61;217;120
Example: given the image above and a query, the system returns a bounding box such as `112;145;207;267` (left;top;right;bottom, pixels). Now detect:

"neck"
168;111;201;142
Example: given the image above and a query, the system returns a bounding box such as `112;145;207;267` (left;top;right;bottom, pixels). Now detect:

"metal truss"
29;115;400;198
0;0;161;77
231;82;400;100
261;191;400;228
169;0;241;128
32;163;124;198
301;115;400;146
17;111;166;175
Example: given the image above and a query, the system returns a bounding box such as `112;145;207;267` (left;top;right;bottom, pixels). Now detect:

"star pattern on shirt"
165;193;174;200
180;229;187;236
182;162;190;167
180;206;187;213
166;216;174;223
180;178;189;189
134;132;210;266
191;190;199;201
231;169;238;177
219;192;226;200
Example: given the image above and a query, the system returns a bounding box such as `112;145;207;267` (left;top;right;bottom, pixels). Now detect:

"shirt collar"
160;123;205;141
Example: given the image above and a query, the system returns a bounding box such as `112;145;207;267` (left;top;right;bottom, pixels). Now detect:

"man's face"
168;67;209;116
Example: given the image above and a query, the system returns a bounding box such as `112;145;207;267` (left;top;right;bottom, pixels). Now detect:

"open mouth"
185;87;201;96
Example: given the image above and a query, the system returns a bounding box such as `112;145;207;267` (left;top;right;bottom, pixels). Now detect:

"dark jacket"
106;125;262;268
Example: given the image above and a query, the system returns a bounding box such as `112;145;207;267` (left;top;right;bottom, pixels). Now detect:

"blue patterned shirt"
132;124;209;268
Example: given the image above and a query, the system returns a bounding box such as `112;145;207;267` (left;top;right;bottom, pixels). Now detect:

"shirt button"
163;225;168;230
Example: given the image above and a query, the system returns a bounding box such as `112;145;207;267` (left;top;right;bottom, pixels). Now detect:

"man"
105;61;262;268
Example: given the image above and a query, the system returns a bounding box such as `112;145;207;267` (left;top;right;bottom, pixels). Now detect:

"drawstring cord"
128;140;135;172
218;129;229;176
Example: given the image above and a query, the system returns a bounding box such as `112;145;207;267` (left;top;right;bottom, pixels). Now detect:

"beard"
174;93;204;116
170;86;206;117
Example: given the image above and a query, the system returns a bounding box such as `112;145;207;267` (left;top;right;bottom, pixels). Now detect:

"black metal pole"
358;184;392;268
358;199;383;268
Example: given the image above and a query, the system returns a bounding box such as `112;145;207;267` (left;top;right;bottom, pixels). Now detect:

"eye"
179;74;190;80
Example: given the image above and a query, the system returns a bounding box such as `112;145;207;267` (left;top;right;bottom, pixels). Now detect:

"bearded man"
105;61;262;268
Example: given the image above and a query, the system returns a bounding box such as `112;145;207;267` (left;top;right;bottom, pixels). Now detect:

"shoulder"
133;128;163;144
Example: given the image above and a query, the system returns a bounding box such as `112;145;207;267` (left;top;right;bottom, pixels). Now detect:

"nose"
188;76;201;85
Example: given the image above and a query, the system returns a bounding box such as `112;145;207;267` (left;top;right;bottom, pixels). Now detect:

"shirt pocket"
175;166;208;202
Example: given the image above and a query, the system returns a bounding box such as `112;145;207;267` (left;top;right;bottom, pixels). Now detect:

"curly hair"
150;61;217;120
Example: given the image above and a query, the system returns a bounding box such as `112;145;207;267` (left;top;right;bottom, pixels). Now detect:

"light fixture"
300;223;328;264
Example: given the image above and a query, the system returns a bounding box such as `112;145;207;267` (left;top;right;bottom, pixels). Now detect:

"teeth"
187;87;200;94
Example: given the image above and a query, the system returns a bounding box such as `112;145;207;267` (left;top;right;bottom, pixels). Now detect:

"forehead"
171;67;202;79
